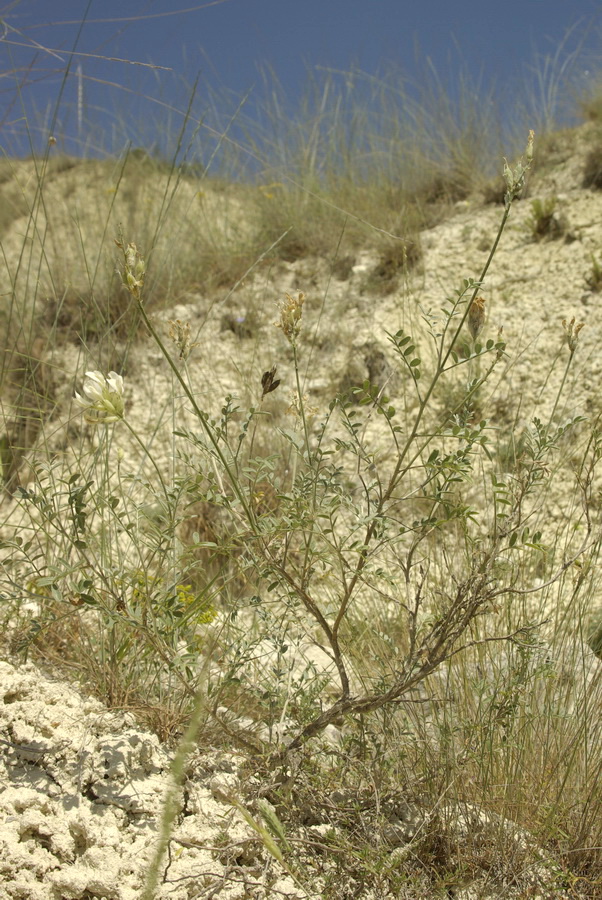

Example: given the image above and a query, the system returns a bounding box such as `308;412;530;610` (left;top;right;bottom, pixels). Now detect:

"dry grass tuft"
583;139;602;189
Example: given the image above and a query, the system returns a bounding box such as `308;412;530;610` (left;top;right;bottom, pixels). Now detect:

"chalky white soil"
0;655;578;900
0;660;307;900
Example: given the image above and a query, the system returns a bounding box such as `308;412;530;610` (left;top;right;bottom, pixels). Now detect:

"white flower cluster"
74;371;125;425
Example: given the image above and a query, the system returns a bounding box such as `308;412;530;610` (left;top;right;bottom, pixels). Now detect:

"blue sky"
1;0;601;159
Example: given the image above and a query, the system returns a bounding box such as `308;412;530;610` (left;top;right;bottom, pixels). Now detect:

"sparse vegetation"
3;19;602;899
583;140;602;189
580;82;602;122
525;195;568;240
586;253;602;291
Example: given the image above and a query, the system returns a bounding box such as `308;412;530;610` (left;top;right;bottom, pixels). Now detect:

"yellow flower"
275;291;305;343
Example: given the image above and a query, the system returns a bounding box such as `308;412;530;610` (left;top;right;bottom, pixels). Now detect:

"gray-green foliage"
108;139;598;754
3;139;597;760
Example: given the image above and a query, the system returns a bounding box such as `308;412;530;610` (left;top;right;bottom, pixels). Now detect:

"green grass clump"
525;195;568;240
585;253;602;291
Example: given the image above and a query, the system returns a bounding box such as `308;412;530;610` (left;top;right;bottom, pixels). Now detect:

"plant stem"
135;299;256;528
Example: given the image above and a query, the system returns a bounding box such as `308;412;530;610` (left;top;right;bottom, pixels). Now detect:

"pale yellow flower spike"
503;130;535;208
562;317;585;355
115;237;146;301
275;291;305;343
168;319;199;361
468;296;486;341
